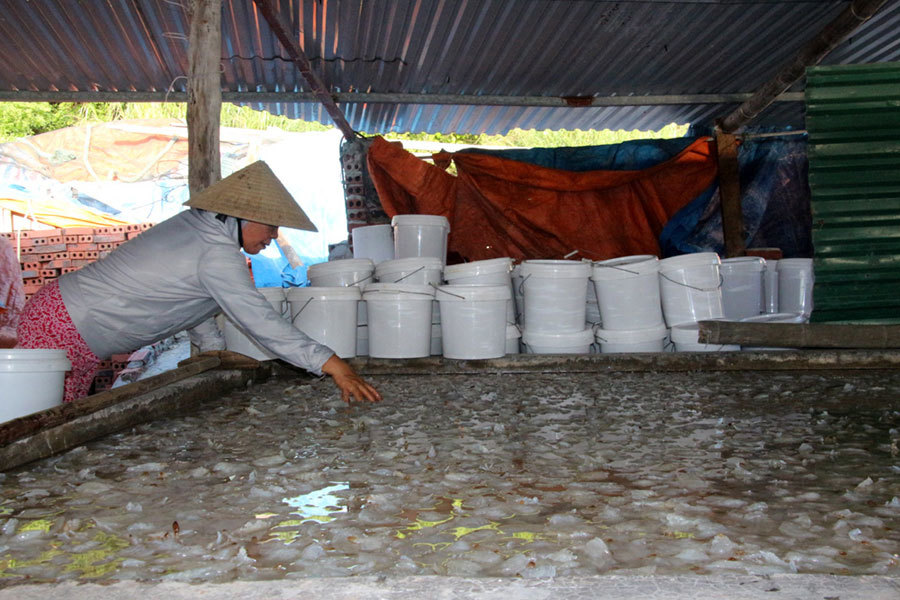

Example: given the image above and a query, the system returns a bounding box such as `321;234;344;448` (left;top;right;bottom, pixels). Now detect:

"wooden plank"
0;357;222;447
187;0;222;195
698;320;900;348
718;0;889;133
716;131;746;258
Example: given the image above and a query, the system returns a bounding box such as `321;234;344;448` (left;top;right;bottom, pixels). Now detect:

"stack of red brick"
2;223;155;391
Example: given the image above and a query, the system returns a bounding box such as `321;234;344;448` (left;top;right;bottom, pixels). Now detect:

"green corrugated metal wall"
805;61;900;323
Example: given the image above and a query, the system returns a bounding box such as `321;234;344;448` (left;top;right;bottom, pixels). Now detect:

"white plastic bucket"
221;287;289;360
363;283;435;358
0;349;71;422
670;323;741;352
506;324;521;354
719;257;766;320
777;258;814;320
595;323;668;354
523;327;594;354
287;287;361;359
520;260;592;332
436;284;511;360
591;254;663;330
307;258;375;289
391;214;450;264
351;224;394;264
658;252;725;327
375;257;444;286
740;312;807;351
764;259;779;314
444;258;515;324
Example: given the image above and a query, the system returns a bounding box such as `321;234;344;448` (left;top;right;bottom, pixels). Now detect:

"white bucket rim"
375;257;444;274
435;284;511;302
443;257;513;280
740;312;806;323
522;327;594;346
308;258;375;276
595;323;668;343
659;252;721;273
776;258;813;270
0;349;71;372
352;223;392;233
520;259;592;278
720;256;766;273
285;286;362;301
391;214;450;229
363;283;436;300
591;254;659;280
669;323;703;344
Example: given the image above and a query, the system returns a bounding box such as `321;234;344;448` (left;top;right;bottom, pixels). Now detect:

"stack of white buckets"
223;214;814;359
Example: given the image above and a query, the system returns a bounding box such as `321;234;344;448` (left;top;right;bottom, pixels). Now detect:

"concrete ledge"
1;574;898;599
348;349;900;375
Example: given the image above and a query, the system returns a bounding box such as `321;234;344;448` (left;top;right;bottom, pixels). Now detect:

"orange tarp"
367;136;718;263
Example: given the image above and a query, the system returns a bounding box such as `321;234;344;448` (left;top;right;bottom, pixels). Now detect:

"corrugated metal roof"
1;0;899;134
806;60;900;323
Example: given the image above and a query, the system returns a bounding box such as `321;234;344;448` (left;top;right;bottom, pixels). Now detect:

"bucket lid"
375;257;443;276
308;258;375;277
363;283;436;300
520;259;592;279
591;254;659;280
443;257;513;280
595;323;668;343
523;327;594;346
391;214;450;230
286;286;362;301
659;252;721;273
435;284;511;302
352;223;391;233
720;256;766;274
740;312;806;323
776;258;813;270
0;349;71;372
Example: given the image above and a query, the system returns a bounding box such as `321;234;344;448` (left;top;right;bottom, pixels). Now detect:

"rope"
659;271;723;293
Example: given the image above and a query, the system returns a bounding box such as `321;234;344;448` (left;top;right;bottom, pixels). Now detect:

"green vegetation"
0;102;687;146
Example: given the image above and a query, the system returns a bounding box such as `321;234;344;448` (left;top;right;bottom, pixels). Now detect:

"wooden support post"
187;0;222;195
716;131;746;258
698;320;900;349
718;0;889;133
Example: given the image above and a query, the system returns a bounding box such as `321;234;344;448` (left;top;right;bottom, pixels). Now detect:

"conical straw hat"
184;161;317;231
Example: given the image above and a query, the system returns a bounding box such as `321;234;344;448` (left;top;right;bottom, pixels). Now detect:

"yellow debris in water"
18;519;53;533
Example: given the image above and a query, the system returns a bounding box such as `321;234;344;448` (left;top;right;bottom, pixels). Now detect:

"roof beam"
0;91;805;106
251;0;357;139
717;0;890;133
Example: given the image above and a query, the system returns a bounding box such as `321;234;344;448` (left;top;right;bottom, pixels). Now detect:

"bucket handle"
346;272;374;287
659;272;723;293
293;297;314;317
430;283;466;300
393;265;425;283
517;273;531;295
594;263;641;276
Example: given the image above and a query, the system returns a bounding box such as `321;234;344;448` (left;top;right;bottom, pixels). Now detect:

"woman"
17;161;381;404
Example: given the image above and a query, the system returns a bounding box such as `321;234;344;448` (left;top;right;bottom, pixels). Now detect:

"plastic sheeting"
367;136;718;263
661;135;812;258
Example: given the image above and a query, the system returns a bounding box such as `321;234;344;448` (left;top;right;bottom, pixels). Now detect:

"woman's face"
241;221;279;254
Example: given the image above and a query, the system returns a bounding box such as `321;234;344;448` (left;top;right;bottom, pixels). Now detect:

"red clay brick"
63;235;79;243
20;229;59;239
62;227;95;236
66;243;99;251
78;235;94;243
45;259;72;269
20;270;39;279
40;269;59;278
93;233;126;243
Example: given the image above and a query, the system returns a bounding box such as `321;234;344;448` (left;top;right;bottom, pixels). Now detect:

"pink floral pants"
16;280;100;402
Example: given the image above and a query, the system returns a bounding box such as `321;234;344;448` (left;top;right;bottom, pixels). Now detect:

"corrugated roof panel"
806;61;900;323
2;1;900;134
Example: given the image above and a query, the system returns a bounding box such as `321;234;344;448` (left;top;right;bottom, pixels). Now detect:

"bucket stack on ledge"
226;215;815;362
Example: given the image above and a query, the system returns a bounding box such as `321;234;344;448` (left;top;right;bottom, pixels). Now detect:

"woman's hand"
321;355;382;404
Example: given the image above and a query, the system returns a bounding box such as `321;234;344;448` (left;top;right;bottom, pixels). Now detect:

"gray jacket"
58;209;334;375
